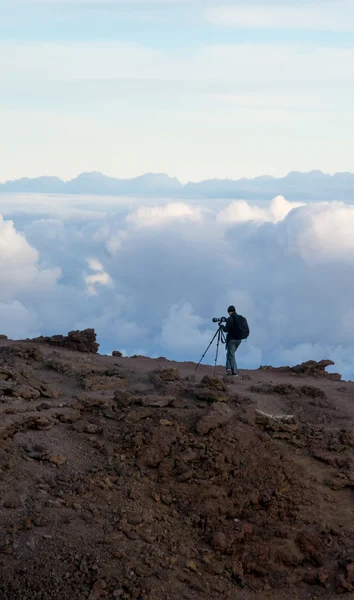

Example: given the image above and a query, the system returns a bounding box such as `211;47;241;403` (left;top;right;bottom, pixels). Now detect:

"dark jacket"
221;312;240;344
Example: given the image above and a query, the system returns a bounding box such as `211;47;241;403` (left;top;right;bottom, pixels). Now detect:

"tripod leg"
195;327;220;371
214;328;222;374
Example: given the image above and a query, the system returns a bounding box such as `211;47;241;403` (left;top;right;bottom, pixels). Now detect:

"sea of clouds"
1;193;354;379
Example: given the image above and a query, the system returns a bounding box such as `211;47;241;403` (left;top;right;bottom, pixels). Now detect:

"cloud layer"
1;194;354;379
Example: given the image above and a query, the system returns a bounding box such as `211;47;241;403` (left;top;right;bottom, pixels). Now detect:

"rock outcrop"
30;328;99;353
260;359;342;380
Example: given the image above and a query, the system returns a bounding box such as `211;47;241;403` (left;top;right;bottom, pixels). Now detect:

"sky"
1;0;354;181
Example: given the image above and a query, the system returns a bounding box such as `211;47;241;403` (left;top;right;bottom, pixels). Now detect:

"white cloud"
3;194;354;380
85;257;113;295
217;196;304;224
206;2;354;32
0;214;60;301
125;202;203;229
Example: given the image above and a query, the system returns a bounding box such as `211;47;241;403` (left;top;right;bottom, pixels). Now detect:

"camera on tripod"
195;317;227;372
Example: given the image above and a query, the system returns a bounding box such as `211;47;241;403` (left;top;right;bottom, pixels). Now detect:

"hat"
227;305;236;312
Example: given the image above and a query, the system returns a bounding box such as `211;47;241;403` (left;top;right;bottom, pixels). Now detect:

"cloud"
125;202;203;229
3;194;354;380
0;213;61;338
0;214;60;301
217;196;305;224
206;2;354;32
85;257;113;295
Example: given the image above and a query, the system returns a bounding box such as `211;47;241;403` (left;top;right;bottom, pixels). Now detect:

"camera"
212;317;227;323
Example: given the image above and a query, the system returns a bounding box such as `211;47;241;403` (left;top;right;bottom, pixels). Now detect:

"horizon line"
1;168;354;187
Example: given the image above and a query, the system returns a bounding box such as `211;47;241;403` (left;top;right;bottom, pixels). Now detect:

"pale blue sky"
1;0;354;181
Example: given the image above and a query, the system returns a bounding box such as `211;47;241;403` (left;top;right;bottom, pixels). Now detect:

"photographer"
220;305;242;376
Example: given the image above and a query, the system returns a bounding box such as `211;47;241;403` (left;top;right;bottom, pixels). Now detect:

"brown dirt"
1;334;354;600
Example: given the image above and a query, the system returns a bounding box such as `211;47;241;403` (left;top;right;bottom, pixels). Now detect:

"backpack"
232;313;250;340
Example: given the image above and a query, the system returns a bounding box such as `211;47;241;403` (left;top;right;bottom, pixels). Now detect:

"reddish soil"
1;332;354;600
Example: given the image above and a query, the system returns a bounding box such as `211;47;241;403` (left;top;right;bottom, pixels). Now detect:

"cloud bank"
1;195;354;379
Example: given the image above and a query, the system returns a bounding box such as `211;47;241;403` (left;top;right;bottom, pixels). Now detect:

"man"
221;305;242;376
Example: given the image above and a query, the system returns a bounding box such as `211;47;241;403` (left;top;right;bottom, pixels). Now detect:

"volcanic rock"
30;328;99;353
260;359;341;380
0;337;353;600
196;403;234;434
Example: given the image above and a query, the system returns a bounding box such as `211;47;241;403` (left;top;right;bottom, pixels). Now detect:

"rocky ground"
0;330;354;600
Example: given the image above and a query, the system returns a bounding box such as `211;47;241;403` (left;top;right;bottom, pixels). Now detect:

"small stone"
337;574;354;593
132;434;144;448
47;454;68;467
318;567;329;585
84;424;100;434
159;419;174;426
24;518;33;530
127;512;142;525
46;385;63;399
232;559;244;578
140;532;155;544
346;562;354;583
3;496;22;509
138;395;175;408
114;390;134;408
0;544;14;554
125;531;139;540
80;557;89;574
207;560;225;575
211;531;227;551
242;523;253;536
30;416;55;431
88;580;107;600
178;544;191;558
36;403;51;411
73;503;82;511
186;560;198;572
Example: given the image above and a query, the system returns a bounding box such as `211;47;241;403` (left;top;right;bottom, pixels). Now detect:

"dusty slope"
0;331;354;600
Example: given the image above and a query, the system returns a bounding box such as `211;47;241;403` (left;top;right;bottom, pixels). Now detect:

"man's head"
227;305;236;314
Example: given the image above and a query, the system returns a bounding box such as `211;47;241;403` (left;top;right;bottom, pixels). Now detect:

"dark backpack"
232;313;250;340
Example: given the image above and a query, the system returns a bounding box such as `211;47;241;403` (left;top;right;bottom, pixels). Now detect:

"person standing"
221;305;249;376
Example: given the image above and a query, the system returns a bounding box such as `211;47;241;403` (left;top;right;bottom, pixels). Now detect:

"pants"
226;339;241;374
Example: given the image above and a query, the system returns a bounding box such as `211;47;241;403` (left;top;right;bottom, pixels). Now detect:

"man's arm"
221;316;233;332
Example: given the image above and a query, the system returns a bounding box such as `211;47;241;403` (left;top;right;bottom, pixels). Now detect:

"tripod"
195;325;226;373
